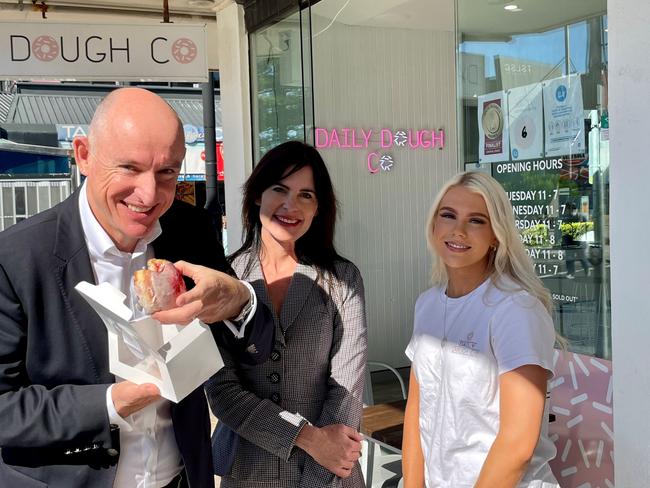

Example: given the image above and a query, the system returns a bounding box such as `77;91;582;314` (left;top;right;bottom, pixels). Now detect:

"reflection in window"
458;3;610;359
250;11;307;160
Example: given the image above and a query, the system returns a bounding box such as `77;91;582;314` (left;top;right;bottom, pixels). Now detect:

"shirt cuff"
105;384;134;433
223;280;257;339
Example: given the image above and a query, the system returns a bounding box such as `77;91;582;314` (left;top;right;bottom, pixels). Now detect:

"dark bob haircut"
229;140;345;276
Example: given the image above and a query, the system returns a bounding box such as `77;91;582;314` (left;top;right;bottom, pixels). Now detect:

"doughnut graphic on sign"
32;36;59;62
481;102;504;139
172;38;198;64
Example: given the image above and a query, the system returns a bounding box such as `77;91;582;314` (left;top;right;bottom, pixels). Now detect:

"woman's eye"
272;186;286;193
440;212;455;219
470;218;486;224
300;192;314;200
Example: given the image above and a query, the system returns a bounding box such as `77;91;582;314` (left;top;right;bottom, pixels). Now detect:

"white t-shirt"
405;278;559;488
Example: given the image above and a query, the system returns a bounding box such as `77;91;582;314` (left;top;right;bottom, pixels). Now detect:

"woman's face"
257;166;318;249
432;185;497;277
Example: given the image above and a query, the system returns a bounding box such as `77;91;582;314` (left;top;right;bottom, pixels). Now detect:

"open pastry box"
75;281;224;403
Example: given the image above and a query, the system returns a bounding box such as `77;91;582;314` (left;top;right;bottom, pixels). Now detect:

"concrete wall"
609;0;650;485
215;1;252;251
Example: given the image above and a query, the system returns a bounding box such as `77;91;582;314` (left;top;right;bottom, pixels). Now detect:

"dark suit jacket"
0;190;273;487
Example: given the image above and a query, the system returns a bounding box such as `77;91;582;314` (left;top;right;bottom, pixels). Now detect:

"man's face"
74;100;184;252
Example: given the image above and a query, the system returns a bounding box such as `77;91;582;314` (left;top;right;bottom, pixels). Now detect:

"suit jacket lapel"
240;256;317;337
279;263;318;334
52;190;112;382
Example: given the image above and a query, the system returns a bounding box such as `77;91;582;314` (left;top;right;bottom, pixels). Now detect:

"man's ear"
72;136;91;176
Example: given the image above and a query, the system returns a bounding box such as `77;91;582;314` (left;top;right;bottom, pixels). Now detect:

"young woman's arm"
402;368;425;488
474;364;548;488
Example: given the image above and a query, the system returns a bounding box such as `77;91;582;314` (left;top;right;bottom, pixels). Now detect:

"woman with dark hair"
206;141;368;488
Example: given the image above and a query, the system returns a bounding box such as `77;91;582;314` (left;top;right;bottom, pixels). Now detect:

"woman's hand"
295;424;363;478
152;260;251;325
473;364;549;488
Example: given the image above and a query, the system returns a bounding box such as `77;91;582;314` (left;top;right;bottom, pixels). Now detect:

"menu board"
492;158;566;276
489;156;606;358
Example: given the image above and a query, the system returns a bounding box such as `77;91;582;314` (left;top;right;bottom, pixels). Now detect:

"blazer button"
271;350;281;362
268;372;280;384
271;392;281;404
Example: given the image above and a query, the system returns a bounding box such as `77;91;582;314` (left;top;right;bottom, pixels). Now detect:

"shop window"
250;10;311;160
457;1;610;359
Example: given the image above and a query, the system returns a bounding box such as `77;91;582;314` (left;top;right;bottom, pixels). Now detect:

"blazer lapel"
52;190;112;382
279;263;318;334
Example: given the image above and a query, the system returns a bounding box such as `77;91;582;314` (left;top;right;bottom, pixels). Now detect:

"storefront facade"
217;0;649;486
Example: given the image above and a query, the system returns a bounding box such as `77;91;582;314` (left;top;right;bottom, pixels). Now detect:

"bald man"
0;88;272;488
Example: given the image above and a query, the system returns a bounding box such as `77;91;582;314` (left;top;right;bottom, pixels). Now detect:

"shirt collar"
78;181;162;259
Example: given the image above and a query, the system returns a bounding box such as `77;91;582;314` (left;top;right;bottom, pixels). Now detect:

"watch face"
482;102;505;140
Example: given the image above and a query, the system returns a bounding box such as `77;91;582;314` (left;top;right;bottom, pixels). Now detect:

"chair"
361;361;407;488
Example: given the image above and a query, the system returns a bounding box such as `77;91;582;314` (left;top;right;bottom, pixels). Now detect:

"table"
361;400;406;486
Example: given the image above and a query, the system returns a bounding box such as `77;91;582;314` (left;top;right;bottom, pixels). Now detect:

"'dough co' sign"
0;22;208;82
315;127;445;175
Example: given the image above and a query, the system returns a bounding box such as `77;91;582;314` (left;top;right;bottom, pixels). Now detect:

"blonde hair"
425;171;554;315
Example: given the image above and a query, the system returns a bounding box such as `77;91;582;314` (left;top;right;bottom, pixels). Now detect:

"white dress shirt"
78;184;257;488
79;184;182;488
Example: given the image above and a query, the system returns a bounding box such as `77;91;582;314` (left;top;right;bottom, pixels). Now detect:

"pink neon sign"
315;127;445;174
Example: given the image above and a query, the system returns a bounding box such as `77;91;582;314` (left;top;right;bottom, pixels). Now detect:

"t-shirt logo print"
453;332;479;356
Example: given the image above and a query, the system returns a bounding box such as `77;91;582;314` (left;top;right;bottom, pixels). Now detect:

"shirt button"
268;372;280;384
106;448;119;457
271;392;281;404
271;350;281;362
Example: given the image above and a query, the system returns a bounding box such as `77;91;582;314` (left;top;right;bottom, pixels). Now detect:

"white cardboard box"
75;281;224;403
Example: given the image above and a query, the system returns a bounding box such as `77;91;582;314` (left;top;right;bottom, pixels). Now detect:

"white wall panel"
609;0;650;485
312;16;457;367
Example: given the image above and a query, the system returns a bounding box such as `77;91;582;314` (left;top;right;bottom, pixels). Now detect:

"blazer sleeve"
0;263;113;450
298;263;368;487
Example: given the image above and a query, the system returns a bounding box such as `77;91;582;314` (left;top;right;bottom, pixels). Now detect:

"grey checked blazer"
206;253;368;488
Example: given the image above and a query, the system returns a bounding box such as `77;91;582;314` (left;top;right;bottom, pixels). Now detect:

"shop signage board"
478;90;509;163
543;74;585;157
0;22;208;82
507;83;544;161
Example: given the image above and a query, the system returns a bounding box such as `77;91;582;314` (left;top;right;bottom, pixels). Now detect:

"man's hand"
295;424;363;478
152;260;250;325
111;382;161;418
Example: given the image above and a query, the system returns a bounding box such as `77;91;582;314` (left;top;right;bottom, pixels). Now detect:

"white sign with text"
0;22;208;82
508;83;544;161
543;74;585;157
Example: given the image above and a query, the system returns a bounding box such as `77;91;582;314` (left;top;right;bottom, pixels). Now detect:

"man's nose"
135;172;158;205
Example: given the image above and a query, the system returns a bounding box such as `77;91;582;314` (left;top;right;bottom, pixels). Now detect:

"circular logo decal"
555;85;567;102
172;38;198;64
32;36;59;61
481;103;504;140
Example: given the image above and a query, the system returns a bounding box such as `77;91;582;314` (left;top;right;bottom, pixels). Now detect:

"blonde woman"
402;172;560;488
